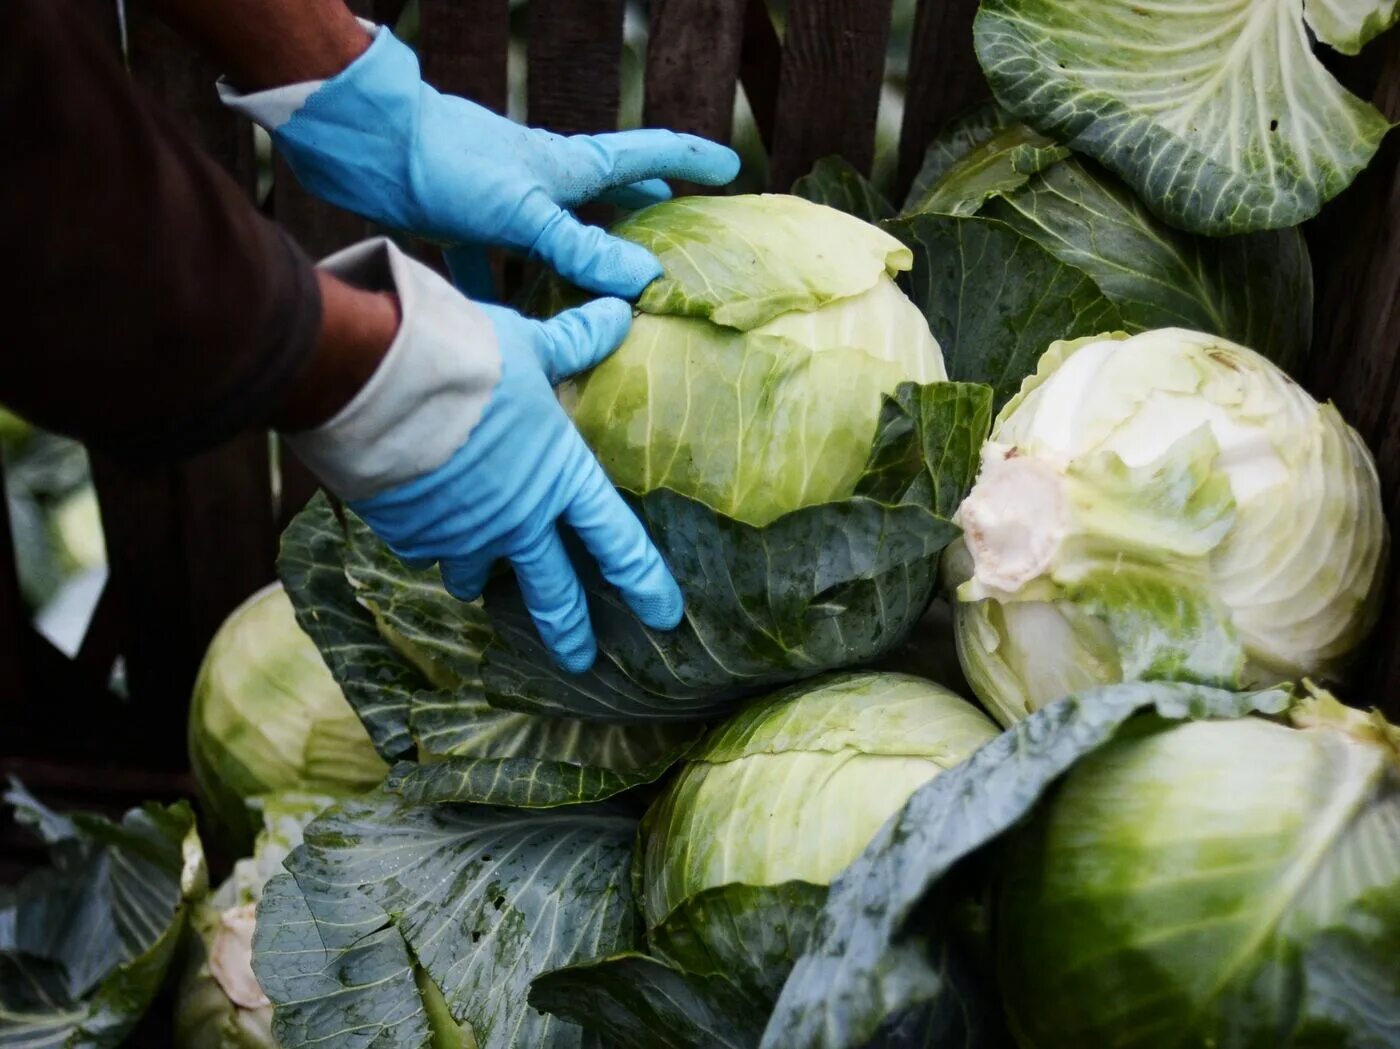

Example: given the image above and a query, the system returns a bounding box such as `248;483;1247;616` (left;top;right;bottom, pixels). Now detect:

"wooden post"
896;0;986;202
645;0;747;150
527;0;626;135
768;0;896;191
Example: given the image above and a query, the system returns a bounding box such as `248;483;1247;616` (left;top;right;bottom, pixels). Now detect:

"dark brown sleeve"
0;0;322;460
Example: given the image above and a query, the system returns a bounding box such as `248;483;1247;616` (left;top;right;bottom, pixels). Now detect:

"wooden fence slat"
739;0;782;153
1304;34;1400;717
527;0;626;135
420;0;510;112
768;0;896;191
645;0;747;151
896;0;986;201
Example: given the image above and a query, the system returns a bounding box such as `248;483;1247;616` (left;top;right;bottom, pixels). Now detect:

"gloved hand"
220;24;740;299
289;238;682;672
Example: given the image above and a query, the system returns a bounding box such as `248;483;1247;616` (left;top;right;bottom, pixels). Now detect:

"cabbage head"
481;195;991;724
998;692;1400;1048
950;329;1387;726
636;672;998;1003
188;583;387;852
174;794;331;1049
571;194;946;527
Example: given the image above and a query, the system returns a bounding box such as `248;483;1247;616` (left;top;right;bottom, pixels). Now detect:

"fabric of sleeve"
0;0;323;461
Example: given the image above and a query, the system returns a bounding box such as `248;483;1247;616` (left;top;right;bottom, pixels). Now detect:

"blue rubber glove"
220;25;740;299
289;239;682;673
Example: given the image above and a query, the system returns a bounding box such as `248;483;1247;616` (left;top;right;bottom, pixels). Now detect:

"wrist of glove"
220;23;740;299
286;239;682;672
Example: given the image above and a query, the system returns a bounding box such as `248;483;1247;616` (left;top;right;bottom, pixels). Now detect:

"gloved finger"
399;554;438;572
439;557;494;602
564;453;683;632
578;130;741;191
532;206;663;300
532;298;633;384
511;528;596;673
443;244;497;302
599;178;673;210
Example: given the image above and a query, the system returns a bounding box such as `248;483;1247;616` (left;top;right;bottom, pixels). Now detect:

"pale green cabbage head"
998;693;1400;1048
639;671;998;928
188;583;387;852
569;194;947;527
950;329;1387;726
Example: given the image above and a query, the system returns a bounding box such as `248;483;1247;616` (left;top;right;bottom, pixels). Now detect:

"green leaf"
904;123;1068;217
254;871;436;1049
890;212;1121;408
791;157;895;223
760;682;1292;1049
903;104;1021;211
483;494;957;723
982;158;1313;372
1066;563;1245;687
973;0;1393;234
529;954;761;1049
902;102;1314;373
0;784;203;1048
649;883;828;1009
281;494;708;798
343;512;493;691
253;793;639;1049
485;381;988;725
384;729;698;807
279;493;419;759
615;195;911;331
855;382;992;516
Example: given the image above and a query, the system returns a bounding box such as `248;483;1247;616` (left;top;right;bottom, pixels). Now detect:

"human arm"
1;0;334;457
2;0;681;669
149;0;372;91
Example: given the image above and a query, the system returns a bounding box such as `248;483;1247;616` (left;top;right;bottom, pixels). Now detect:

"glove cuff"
285;238;502;502
216;19;386;130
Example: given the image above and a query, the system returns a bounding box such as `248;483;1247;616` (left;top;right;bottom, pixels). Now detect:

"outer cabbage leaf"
279;495;704;806
615;195;911;330
902;102;1313;374
973;0;1393;234
0;783;205;1048
529;954;761;1049
891;213;1121;408
904;123;1068;217
528;883;823;1049
252;793;637;1049
482;383;991;724
761;682;1292;1049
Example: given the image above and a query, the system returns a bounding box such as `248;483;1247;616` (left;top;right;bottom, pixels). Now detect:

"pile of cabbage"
5;115;1398;1049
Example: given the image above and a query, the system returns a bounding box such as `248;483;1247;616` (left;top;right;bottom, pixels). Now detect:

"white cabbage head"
951;329;1387;726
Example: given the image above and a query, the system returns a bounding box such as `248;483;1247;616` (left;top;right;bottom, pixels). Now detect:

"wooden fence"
3;0;1399;861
